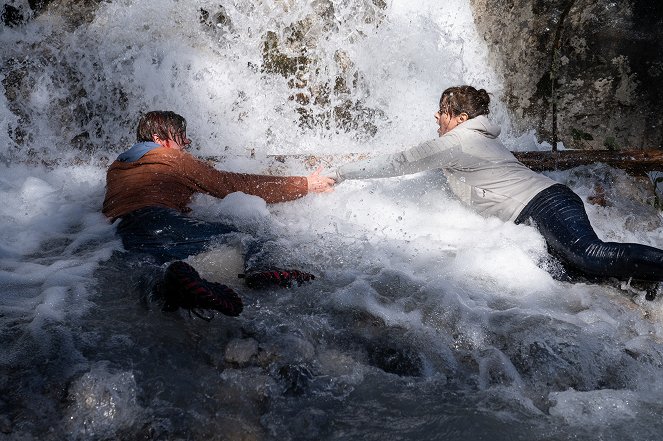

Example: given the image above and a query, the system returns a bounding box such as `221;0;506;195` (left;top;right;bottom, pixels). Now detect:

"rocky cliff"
469;0;663;150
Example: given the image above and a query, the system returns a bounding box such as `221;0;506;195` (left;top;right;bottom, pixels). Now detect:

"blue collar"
116;141;160;162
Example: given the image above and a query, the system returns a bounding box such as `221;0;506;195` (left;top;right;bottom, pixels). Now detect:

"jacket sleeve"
336;135;461;181
182;154;309;203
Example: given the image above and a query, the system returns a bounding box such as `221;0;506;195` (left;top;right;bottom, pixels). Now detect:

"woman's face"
434;109;465;137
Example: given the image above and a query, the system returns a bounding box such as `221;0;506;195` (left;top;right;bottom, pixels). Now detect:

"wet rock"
366;342;423;377
210;414;266;441
32;0;104;28
277;363;314;396
255;334;316;367
217;367;276;415
70;131;91;152
476;347;524;388
0;414;11;434
259;1;386;140
28;0;49;13
65;365;142;440
288;408;329;439
224;337;259;367
317;349;362;378
199;5;233;34
279;335;316;361
469;0;663;150
342;310;426;377
2;4;24;27
1;58;35;148
564;164;662;230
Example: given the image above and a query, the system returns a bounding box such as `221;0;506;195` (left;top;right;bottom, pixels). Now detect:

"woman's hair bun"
475;88;490;114
440;85;491;118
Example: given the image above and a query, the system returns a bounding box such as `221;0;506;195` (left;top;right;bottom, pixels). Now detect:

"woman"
333;85;663;296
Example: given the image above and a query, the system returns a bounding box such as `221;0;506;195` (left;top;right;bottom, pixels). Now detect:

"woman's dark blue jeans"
515;184;663;282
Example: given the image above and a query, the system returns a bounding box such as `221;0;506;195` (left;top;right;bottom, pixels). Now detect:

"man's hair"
136;111;187;145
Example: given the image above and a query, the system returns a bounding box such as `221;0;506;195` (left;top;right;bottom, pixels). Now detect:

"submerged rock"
277;363;315;396
2;4;24;27
65;365;142;440
224;337;260;367
366;342;423;377
0;414;11;434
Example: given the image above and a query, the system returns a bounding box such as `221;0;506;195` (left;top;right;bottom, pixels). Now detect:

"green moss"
571;128;594;141
603;136;619;150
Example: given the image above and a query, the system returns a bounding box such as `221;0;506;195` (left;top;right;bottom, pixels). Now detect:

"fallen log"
203;149;663;201
512;149;663;176
205;149;663;177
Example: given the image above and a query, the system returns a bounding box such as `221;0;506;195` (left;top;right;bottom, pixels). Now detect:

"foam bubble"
549;389;638;426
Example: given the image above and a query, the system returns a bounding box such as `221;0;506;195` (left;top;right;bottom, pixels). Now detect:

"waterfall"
2;1;663;440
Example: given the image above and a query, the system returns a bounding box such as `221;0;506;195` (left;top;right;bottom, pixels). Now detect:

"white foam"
549;389;638;425
0;163;119;344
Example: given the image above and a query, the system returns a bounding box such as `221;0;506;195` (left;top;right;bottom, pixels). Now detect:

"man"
103;110;334;318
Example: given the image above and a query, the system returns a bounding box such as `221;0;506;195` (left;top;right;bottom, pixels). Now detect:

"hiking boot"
157;261;243;317
239;269;315;289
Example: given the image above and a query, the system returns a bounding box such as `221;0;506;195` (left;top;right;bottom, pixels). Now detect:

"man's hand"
306;166;335;193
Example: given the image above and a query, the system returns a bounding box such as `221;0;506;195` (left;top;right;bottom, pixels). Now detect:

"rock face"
469;0;663;150
255;0;388;140
4;0;102;28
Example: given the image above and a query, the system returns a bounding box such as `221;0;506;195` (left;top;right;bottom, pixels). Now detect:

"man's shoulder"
142;147;199;163
143;146;181;157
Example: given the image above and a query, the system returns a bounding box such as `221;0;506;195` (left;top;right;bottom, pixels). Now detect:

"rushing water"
3;0;663;440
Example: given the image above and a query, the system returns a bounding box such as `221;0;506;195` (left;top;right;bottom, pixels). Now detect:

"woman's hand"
306;166;335;193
